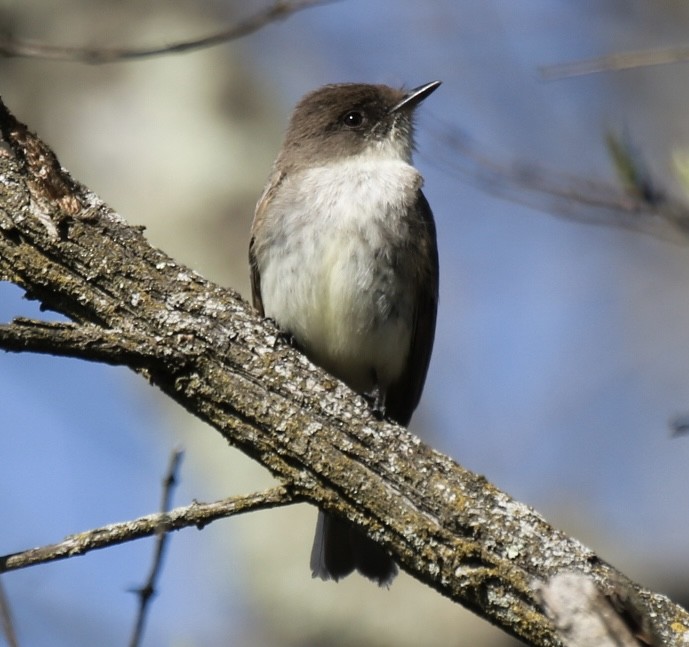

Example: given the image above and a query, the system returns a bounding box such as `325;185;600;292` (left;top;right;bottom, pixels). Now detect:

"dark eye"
342;110;364;128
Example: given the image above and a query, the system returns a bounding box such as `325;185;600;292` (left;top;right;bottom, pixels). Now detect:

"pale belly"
256;159;421;393
259;228;413;393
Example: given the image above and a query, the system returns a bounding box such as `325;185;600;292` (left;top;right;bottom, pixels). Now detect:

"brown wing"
384;189;439;426
248;170;286;318
248;235;264;317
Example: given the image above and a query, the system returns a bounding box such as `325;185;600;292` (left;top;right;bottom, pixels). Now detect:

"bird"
249;81;440;585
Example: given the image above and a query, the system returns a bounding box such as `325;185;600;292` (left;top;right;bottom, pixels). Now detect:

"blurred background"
3;1;689;645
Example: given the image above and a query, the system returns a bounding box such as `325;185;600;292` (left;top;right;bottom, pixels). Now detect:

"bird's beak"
389;80;442;114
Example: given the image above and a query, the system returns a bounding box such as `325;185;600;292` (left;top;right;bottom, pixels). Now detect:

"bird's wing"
385;189;439;426
248;170;287;317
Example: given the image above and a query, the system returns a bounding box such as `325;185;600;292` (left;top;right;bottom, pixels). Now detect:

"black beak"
389;80;442;114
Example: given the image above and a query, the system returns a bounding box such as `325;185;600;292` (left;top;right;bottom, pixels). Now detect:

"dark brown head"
276;81;441;170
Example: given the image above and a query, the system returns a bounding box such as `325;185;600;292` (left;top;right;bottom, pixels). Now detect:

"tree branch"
0;318;187;368
0;486;296;573
540;44;689;80
426;121;689;243
0;577;19;647
0;1;337;64
1;98;687;646
129;449;178;647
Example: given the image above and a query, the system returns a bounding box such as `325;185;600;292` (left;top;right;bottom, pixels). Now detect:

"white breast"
257;157;422;393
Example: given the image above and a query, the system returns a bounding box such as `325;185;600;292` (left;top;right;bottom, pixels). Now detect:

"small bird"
249;81;440;586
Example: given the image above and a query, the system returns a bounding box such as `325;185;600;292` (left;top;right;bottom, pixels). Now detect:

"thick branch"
0;318;186;368
0;98;687;646
0;486;296;573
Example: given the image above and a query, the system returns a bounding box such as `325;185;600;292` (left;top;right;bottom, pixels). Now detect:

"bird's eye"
342;110;364;128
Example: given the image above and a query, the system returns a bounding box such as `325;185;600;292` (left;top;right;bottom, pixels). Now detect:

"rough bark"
0;97;685;646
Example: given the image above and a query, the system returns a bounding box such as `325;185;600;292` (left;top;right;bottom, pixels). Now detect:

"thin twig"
423;118;689;243
128;448;184;647
0;486;297;574
540;44;689;80
0;577;19;647
0;0;336;64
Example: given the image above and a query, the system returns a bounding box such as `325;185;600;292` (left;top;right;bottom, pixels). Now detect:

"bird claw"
363;384;386;420
265;318;297;347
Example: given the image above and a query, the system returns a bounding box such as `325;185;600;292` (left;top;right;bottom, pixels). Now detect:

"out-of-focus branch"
0;577;19;647
1;97;688;646
540;44;689;80
426;119;689;243
0;486;296;574
0;0;336;63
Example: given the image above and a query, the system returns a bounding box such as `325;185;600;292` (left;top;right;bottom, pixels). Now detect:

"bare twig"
425;119;689;243
540;44;689;80
0;577;19;647
0;486;297;574
128;448;184;647
0;0;336;64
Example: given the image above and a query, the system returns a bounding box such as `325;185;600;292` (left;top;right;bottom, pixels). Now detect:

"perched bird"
249;81;440;585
